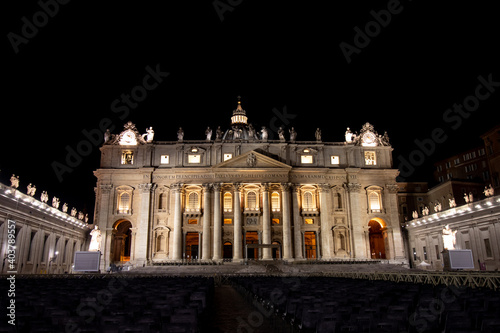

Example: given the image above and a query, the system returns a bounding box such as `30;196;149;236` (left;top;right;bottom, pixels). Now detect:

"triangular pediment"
214;150;292;169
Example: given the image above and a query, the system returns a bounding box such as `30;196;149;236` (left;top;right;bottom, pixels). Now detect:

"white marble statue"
177;127;184;141
315;128;322;142
10;174;19;189
205;127;212;141
78;211;84;220
449;197;456;208
52;197;60;209
469;192;474;203
289;127;297;141
278;127;285;142
40;191;49;203
434;202;442;213
464;193;469;203
216;126;223;140
345;127;353;143
62;203;69;213
71;207;77;217
27;183;36;196
422;206;429;216
142;127;154;143
442;224;457;250
484;184;494;197
89;226;102;252
261;127;268;141
412;211;419;219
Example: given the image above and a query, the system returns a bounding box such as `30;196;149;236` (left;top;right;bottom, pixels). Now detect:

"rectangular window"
435;245;440;260
121;151;134;165
364;151;376;165
188;154;201;164
224;219;232;224
330;156;340;165
301;155;313;164
272;219;280;224
160;155;169;164
223;153;232;161
188;219;197;225
305;218;314;225
484;239;493;258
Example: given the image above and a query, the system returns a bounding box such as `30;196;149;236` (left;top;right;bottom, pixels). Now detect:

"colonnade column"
202;183;212;260
212;183;222;261
292;184;303;259
281;183;292;260
261;183;272;260
233;183;243;261
172;183;183;260
319;184;332;259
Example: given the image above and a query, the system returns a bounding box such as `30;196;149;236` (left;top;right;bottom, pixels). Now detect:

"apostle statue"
62;203;69;213
315;128;322;142
278;127;285;142
52;197;60;209
40;191;49;203
261;126;268;141
177;127;184;141
205;127;212;141
71;207;77;217
469;192;474;203
248;124;256;140
104;129;112;143
215;126;223;141
27;183;37;197
464;193;469;203
289;127;297;142
449;197;456;208
345;127;353;143
89;226;102;252
422;206;429;216
442;224;457;250
10;175;19;189
412;211;419;219
484;184;494;197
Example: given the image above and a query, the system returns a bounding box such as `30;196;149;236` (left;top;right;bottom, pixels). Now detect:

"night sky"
3;1;499;222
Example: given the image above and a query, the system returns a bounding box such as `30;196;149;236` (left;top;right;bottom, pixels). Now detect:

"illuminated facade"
93;100;406;268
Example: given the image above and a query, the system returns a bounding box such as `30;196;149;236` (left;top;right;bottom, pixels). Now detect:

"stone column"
281;183;293;260
319;184;332;259
97;184;113;270
135;183;156;266
212;183;222;261
233;183;243;261
171;183;184;260
386;184;406;260
292;184;303;259
261;183;272;260
202;183;212;260
345;182;368;259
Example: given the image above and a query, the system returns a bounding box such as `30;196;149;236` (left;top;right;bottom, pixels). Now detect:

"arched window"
224;192;232;212
118;192;131;214
303;191;314;210
271;192;280;211
187;192;199;210
369;192;381;212
247;191;257;210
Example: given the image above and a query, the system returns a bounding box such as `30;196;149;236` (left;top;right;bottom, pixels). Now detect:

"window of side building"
364;151;376;165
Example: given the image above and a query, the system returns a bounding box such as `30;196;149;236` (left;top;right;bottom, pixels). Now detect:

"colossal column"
136;183;156;266
319;183;332;259
385;184;406;260
233;183;243;261
261;183;272;260
281;183;292;260
212;183;222;261
171;183;184;260
345;181;368;259
202;183;212;260
292;184;303;259
97;184;113;270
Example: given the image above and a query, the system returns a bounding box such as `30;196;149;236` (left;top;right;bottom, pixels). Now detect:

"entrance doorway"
369;219;386;259
111;220;132;263
272;241;281;259
185;232;199;260
246;231;259;259
304;231;317;259
223;241;233;259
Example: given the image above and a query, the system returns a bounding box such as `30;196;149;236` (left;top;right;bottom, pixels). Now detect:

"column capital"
385;184;399;193
233;182;244;192
260;182;270;192
202;183;213;191
318;183;331;193
212;182;223;192
139;183;156;193
99;184;114;193
171;183;184;193
344;182;362;193
280;182;292;192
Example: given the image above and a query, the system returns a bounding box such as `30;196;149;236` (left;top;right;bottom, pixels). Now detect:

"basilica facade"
93;100;406;268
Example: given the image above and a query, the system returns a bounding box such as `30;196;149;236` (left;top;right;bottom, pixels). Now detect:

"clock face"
362;132;377;146
120;130;137;145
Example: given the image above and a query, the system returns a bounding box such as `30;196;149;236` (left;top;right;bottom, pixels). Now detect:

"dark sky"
2;1;499;221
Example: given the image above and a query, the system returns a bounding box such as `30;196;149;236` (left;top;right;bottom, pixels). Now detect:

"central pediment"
213;150;292;170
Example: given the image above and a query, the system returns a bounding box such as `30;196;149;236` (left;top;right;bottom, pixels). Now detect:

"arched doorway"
368;219;386;259
111;220;132;263
223;241;233;259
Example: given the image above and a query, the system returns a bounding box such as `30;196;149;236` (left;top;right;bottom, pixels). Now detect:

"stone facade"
0;182;89;274
93;102;406;269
